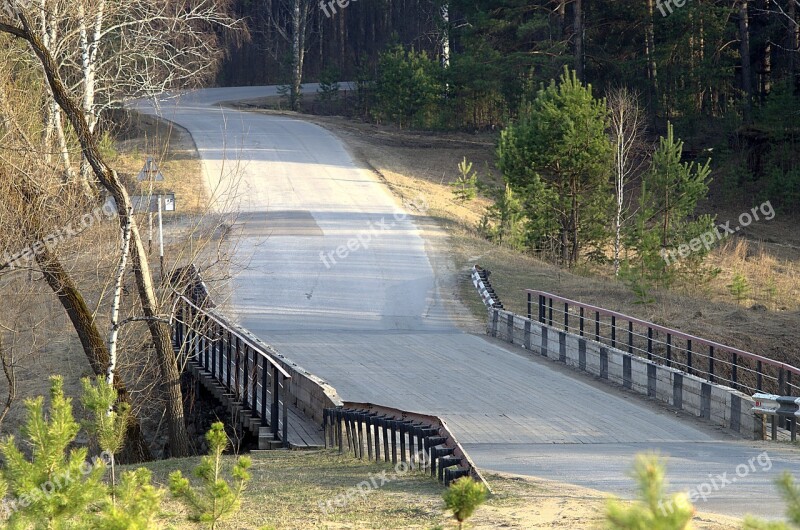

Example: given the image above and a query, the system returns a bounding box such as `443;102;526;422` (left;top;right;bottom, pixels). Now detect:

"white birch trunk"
440;3;450;68
107;208;133;387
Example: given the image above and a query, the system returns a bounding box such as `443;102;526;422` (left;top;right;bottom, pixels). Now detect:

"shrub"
443;476;488;530
605;453;694;530
169;422;252;529
451;157;479;202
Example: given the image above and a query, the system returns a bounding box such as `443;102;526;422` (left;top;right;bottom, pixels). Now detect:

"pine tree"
443;476;488;530
624;122;714;296
0;376;108;529
93;468;163;529
606;453;695;530
81;376;131;496
169;422;252;529
497;66;613;266
451;157;479;202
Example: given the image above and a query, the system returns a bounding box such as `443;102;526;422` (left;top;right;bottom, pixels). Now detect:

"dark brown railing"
173;290;292;447
527;290;800;396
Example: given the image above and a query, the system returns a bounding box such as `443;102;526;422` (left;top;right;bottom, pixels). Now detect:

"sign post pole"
158;195;164;282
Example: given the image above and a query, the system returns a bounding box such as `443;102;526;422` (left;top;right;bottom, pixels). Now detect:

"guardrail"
171;267;292;447
471;265;503;309
323;403;488;488
752;393;800;441
527;290;800;397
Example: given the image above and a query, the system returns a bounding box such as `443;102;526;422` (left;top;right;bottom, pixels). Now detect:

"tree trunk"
291;0;303;110
34;249;152;463
3;12;192;457
739;0;753;121
789;0;798;88
556;0;566;38
573;0;583;80
789;0;799;88
645;0;659;115
440;3;450;68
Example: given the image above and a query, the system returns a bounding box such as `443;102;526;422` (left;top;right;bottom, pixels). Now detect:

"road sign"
130;193;176;213
137;157;165;182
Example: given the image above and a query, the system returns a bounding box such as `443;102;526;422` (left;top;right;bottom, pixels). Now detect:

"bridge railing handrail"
525;289;799;395
171;271;292;447
176;293;292;380
526;289;800;376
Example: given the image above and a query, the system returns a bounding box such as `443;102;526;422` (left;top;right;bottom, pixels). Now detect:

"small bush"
728;272;751;304
451;157;478;202
443;476;488;529
169;422;252;529
605;453;694;530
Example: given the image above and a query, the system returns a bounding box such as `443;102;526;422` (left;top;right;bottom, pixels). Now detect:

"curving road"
135;86;799;519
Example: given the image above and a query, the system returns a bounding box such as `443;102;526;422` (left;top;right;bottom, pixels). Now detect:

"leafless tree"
0;5;195;457
9;0;237;186
608;87;645;277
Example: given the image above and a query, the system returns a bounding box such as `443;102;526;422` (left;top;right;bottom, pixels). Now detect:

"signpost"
135;157;173;280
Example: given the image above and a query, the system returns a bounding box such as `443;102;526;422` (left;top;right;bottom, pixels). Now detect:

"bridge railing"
526;290;800;397
171;269;292;447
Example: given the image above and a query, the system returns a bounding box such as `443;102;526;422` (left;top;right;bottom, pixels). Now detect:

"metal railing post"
260;355;268;426
251;349;258;415
595;311;600;341
709;346;715;383
666;334;672;367
611;316;616;348
687;339;692;374
242;346;250;409
272;366;279;439
538;295;545;323
282;376;289;448
527;292;532;320
628;321;634;354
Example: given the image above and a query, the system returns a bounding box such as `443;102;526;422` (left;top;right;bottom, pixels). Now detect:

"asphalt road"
135;86;800;519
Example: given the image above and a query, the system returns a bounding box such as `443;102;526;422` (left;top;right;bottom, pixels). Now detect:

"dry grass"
112;111;208;215
136;450;741;530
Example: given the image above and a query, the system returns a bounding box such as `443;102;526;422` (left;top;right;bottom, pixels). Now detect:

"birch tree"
271;0;312;110
0;63;152;461
24;0;236;184
0;5;193;457
608;87;645;277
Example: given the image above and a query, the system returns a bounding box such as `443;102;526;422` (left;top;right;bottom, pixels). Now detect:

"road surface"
135;86;799;519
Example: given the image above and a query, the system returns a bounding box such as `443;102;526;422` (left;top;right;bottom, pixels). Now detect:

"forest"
220;0;799;294
221;0;800;208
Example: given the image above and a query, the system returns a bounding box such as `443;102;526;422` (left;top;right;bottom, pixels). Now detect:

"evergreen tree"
443;476;488;530
373;45;443;128
81;376;131;495
623;122;714;297
497;66;613;266
169;422;252;529
0;376;108;529
606;453;695;530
